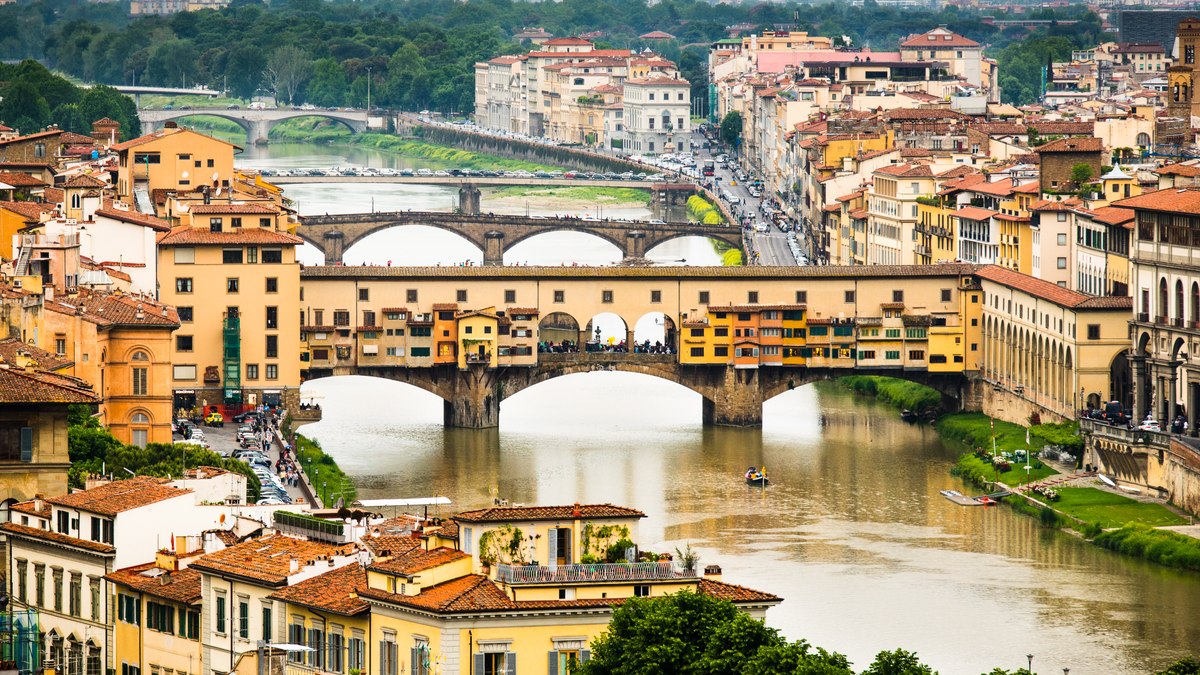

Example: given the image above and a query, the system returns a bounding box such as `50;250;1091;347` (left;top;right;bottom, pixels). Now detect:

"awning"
357;497;452;507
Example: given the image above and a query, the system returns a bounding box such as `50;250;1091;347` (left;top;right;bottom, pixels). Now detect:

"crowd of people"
536;338;676;354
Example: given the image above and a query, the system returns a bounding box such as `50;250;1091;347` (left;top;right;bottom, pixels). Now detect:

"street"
180;419;316;506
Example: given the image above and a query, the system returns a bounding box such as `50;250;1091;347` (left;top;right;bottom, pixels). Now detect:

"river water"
243;144;1200;674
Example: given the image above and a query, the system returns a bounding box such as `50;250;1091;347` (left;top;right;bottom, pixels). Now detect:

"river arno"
243;143;1200;674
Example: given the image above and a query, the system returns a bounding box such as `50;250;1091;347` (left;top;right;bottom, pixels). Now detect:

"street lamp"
1027;654;1033;672
365;66;372;113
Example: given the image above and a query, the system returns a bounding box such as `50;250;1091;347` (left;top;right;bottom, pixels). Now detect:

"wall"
0;404;70;502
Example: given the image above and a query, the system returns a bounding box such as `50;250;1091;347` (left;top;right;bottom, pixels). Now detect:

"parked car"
204;412;224;427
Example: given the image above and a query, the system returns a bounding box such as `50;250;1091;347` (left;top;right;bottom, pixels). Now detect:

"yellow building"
156;214;302;413
0;201;53;260
0;348;97;502
112;126;240;216
867;163;939;265
915;197;958;265
269;562;372;675
107;557;203;675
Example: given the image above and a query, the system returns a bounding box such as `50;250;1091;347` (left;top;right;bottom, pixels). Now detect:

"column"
700;367;764;426
1189;380;1199;437
624;231;647;260
483;231;504;266
1131;356;1146;418
322;231;345;264
626;329;635;353
1169;366;1179;424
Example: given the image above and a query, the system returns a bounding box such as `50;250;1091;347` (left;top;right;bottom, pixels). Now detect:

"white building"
621;75;691;155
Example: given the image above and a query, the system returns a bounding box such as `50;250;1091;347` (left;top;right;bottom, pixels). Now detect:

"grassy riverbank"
292;433;357;504
840;375;942;412
349;133;561;172
1030;487;1185;528
711;239;743;266
1092;526;1200;571
490;185;651;204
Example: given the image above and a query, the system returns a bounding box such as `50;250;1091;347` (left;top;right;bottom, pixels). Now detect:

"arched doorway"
537;312;581;352
632;312;677;353
583;313;628;352
1110;349;1132;411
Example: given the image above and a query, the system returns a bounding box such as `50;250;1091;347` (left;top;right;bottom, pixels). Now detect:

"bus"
702;159;715;176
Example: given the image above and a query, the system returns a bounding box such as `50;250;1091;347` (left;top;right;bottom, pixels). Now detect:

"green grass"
953;451;1057;489
1092;525;1200;571
936;412;1046;454
139;94;251;109
349;133;561;172
490;185;651;204
293;433;357;504
839;376;943;412
1029;487;1186;528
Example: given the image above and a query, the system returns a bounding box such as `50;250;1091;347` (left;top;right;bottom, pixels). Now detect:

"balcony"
494;561;695;585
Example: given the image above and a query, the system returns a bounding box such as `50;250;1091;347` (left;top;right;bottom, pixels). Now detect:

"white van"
754;223;770;233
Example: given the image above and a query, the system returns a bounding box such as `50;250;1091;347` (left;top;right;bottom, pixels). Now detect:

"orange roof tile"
49;475;189;516
157;226;301;246
369;547;468;576
106;565;202;604
270;563;369;615
1;522;115;554
974;265;1131;309
190;535;354;587
0;200;53;221
0;364;96;404
1036;137;1103;153
0;172;47;187
0;337;72;371
454;504;645;523
96;205;171;231
1089;206;1135;227
900;28;980;48
189;203;279;215
61;174;107;189
1114;188;1200;215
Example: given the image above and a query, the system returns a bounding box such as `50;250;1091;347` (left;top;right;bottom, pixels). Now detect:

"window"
358;288;370;302
940;289;952;302
1057;233;1068;246
1057;257;1067;269
634;585;650;597
602;290;613;303
175;335;193;352
89;577;100;621
266;278;278;293
690;347;704;357
266;307;278;330
650;290;662;303
238;598;249;639
262;248;283;263
178;306;193;322
380;633;398;675
554;290;565;303
1087;324;1100;340
246;364;259;380
173;365;196;380
33;565;44;607
406;289;418;302
69;573;81;616
247;247;257;263
260;218;272;228
215;593;226;634
328;631;344;673
893;290;904;302
348;633;365;672
227;278;239;293
266;364;278;379
52;568;62;611
117;594;139;624
699;291;710;304
333;311;350;326
222;249;243;264
909;350;925;361
132;351;149;396
748;291;759;303
411;347;430;357
796;290;808;303
456;289;468;302
503;289;516;303
885;350;901;360
175;278;193;293
289;622;306;663
845;290;855;303
231;217;242;228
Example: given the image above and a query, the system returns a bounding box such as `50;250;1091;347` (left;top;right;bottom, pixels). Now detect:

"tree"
860;649;938;675
1159;656;1200;675
147;39;199;88
307;58;348;108
225;44;265;100
0;79;50;133
720;110;742;148
267;45;313;105
1071;162;1094;186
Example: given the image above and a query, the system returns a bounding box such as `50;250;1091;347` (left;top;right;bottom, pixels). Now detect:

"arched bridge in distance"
297;264;1003;427
139;107;369;145
295;211;745;265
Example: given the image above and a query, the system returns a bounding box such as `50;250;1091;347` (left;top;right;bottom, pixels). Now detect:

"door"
555;527;571;566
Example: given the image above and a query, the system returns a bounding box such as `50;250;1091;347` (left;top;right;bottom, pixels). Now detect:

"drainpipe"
468;630;473;675
229;579;236;673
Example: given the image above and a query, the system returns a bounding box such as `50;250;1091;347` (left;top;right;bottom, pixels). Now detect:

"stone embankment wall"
416;125;646;173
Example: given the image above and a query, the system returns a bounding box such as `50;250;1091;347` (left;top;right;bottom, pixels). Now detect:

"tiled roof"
110;127;238;153
883;108;972;122
361;517;424;557
544;37;592;45
361;574;517;613
937;165;978;178
454;504;646;523
0;129;64;146
0;200;53;221
1157;163;1200;177
1036;137;1103;153
1031;200;1071;212
875;163;933;178
369;547;468;576
639;30;675;39
157;226;301;246
1028;121;1094;136
60;131;96;145
95;205;171;231
0;172;47;187
1089;206;1135;227
974;265;1131;309
900;28;980;48
269;563;369;615
11;499;51;519
302;264;981;281
106;565;202;604
61;174;107;189
954;206;997;221
696;578;780;603
0;364;97;404
423;520;459;539
44;289;180;328
0;522;115;554
188;203;279;215
49;475;190;516
506;307;539;316
190;535;353;587
1114;188;1200;214
0;337;72;371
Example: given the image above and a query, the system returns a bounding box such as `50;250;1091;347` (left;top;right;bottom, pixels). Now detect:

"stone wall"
416;125;646;173
969;377;1072;427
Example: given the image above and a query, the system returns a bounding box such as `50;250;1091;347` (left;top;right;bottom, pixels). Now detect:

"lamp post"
1027;654;1033;672
365;66;372;113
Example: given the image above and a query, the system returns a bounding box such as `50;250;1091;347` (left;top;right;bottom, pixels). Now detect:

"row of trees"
582;590;1200;675
11;0;1108;115
0;60;140;140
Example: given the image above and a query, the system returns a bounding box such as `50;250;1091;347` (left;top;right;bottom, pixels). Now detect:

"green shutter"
19;426;32;462
505;652;517;675
581;649;590;663
473;654;484;675
548;651;558;675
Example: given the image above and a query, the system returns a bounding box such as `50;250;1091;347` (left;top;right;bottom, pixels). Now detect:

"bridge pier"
250;119;271;145
484;231;504;266
323;231;345;264
624;231;646;261
701;368;764;426
444;366;500;428
458;184;481;215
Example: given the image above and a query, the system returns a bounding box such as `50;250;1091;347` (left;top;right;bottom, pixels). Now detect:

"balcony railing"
494;562;695;585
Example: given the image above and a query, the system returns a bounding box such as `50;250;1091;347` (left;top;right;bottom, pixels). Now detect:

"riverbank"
840;375;1200;571
487;185;650;212
291;432;358;505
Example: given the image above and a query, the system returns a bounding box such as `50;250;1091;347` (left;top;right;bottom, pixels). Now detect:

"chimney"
703;564;723;580
32;496;44;513
289;557;300;574
572;502;582;518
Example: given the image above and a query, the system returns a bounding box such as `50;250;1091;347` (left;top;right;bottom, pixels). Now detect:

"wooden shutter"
410;647;418;675
505;652;517;675
547;528;558;572
547;651;558;675
473;654;484;675
19;426;32;461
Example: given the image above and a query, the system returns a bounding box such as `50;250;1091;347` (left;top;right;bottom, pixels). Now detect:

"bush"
1093;525;1200;571
1039;505;1061;527
1080;521;1103;539
839;376;943;413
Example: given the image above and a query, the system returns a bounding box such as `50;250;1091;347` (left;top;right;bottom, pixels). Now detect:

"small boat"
745;466;769;486
900;409;919;422
1098;474;1117;488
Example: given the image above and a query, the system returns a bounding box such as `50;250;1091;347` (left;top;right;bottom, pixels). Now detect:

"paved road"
182;421;314;505
690;131;797;267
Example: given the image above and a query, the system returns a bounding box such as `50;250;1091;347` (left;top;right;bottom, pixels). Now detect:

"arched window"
130;412;150;448
131;351;149;397
1176;279;1185;323
71;193;80;209
1160;277;1169;322
1191;282;1199;328
1137;132;1151;147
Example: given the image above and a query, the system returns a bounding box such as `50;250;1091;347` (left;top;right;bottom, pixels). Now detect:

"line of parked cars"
256;166;668;180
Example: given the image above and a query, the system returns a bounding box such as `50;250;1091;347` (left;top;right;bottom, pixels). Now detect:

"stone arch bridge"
305;353;970;428
139;108;368;145
295;211;743;264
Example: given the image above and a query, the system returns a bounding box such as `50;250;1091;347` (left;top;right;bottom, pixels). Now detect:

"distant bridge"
139;107;369;144
295;210;739;264
270;176;666;189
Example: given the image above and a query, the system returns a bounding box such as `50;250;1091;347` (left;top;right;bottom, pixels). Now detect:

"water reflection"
298;374;1200;673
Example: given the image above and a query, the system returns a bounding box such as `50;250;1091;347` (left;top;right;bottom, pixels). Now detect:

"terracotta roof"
1089;206;1135;227
302;264;983;281
0;522;115;554
1114;188;1200;215
900;28;980;48
625;76;690;86
49;475;189;516
968;179;1034;197
361;574;516;613
61;174;107;189
0;129;64;146
1036;137;1103;153
106;565;202;604
1031;200;1071;212
44;289;180;328
431;303;459;310
0;364;97;404
937;165;978;178
974;265;1131;309
696;578;781;602
190;535;353;587
543;37;592;45
369;547;469;576
0;337;72;371
875;163;933;178
0;200;53;221
361;517;424;557
60;131;96;145
1028;121;1094;136
379;307;408;313
188;203;279;215
1157;163;1200;178
11;499;51;519
0;172;47;187
506;307;539;316
270;563;369;615
423;520;459;540
110;127;238;153
157;226;301;246
95;205;171;231
454;504;646;523
639;31;675;39
954;206;998;221
883;108;971;122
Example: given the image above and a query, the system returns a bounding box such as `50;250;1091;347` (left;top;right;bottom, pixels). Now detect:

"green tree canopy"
720;110;742;147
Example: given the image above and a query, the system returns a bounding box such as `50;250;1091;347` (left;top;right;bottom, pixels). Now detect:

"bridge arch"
643;231;742;257
336;220;488;263
502;228;627;258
